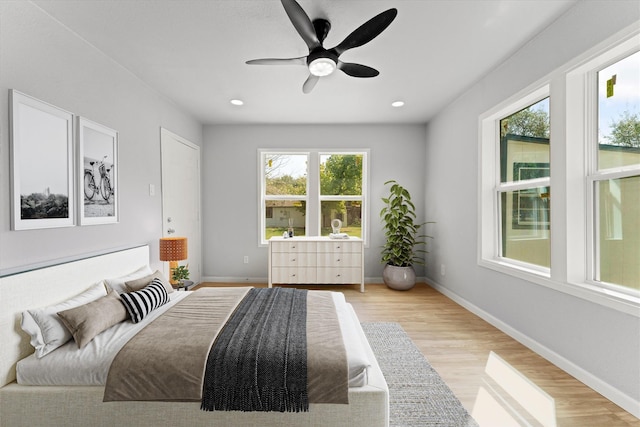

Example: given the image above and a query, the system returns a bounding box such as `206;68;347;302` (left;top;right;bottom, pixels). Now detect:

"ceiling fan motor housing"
312;18;331;43
306;18;338;76
307;49;338;76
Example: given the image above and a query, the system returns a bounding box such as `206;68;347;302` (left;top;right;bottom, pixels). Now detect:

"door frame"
160;127;201;283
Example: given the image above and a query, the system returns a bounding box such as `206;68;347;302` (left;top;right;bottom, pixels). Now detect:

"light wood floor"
197;282;638;427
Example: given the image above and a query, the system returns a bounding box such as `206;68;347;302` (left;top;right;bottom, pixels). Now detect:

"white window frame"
318;150;368;239
259;151;310;245
259;149;369;246
479;27;640;316
479;84;551;278
568;36;640;302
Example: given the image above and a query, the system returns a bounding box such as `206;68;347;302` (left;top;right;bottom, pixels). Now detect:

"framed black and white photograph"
10;90;75;230
78;117;118;225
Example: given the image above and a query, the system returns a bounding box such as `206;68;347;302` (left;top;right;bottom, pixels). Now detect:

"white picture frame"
78;117;119;225
10;90;75;230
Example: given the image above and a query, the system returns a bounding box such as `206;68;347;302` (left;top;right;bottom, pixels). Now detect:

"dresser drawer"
316;267;361;284
271;241;317;253
271;267;317;283
316;252;362;267
316;241;361;253
271;252;317;267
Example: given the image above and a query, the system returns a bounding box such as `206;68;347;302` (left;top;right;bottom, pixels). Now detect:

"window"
479;87;551;276
260;150;368;245
591;50;640;292
319;154;364;238
498;98;551;269
262;153;308;241
481;31;639;314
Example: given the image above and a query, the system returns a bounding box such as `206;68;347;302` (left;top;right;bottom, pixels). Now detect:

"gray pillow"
125;270;173;294
57;290;128;348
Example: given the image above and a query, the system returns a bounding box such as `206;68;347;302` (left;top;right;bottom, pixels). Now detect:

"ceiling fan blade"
332;8;397;56
337;61;379;78
302;74;320;93
281;0;321;50
246;57;307;66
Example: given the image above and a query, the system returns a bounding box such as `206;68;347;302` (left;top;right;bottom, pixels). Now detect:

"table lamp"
159;237;188;285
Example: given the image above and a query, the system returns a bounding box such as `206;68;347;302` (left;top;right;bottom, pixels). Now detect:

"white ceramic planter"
382;264;416;290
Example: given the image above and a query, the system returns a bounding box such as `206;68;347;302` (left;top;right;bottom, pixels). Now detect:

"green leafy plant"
380;180;431;267
172;264;190;285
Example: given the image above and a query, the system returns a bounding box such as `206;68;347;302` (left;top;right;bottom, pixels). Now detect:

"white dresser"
268;236;365;292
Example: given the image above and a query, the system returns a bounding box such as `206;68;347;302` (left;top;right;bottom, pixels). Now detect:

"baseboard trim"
426;278;640;419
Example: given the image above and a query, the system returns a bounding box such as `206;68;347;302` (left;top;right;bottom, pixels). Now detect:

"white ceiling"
33;0;576;125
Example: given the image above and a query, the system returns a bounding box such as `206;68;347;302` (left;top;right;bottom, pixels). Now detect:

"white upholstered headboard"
0;245;150;387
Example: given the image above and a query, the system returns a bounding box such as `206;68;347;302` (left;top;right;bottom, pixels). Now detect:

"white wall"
0;2;202;273
202;124;427;282
424;0;640;414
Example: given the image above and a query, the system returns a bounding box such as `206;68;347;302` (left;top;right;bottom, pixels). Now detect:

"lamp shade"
159;237;188;261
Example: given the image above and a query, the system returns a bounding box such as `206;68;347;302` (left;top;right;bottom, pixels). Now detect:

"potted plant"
172;264;190;289
380;180;431;290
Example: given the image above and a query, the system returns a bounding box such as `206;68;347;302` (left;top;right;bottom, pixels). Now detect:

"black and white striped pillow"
120;278;169;323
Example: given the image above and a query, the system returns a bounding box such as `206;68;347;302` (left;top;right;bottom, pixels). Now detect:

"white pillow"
21;282;107;358
103;265;152;294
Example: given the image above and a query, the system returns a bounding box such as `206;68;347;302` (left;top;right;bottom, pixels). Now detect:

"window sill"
479;258;640;317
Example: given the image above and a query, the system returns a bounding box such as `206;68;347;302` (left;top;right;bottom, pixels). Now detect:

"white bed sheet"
17;290;370;388
17;291;190;386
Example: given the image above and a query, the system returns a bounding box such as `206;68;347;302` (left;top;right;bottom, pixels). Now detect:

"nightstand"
176;280;197;291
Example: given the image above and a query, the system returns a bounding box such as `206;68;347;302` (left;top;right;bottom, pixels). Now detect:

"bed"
0;245;388;427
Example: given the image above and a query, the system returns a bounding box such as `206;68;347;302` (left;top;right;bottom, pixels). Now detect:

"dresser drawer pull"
291;258;296;262
291;273;296;277
336;245;341;249
336;274;341;277
336;258;341;262
292;245;296;249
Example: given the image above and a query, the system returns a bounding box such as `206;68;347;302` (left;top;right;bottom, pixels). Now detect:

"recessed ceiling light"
391;101;405;108
230;99;244;106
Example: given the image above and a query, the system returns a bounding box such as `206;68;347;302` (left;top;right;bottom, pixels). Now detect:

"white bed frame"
0;245;389;427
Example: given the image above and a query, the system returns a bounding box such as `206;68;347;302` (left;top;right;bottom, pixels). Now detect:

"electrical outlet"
440;264;446;276
243;256;249;264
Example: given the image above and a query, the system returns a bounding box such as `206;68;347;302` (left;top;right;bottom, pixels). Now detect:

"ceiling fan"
246;0;397;94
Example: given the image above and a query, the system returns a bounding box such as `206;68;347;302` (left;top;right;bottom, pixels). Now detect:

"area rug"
362;322;479;427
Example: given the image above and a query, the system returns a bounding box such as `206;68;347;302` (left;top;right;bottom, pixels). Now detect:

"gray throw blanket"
201;287;309;412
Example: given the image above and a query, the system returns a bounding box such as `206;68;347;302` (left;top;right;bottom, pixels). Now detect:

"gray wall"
202;124;427;282
423;0;640;412
0;2;202;273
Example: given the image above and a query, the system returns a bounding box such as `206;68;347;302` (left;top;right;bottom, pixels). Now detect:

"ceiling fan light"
308;57;336;77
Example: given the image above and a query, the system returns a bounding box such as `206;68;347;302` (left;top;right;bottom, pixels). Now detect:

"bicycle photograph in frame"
78;117;118;225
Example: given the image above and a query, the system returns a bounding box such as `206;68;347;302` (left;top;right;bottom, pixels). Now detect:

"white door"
160;128;201;284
